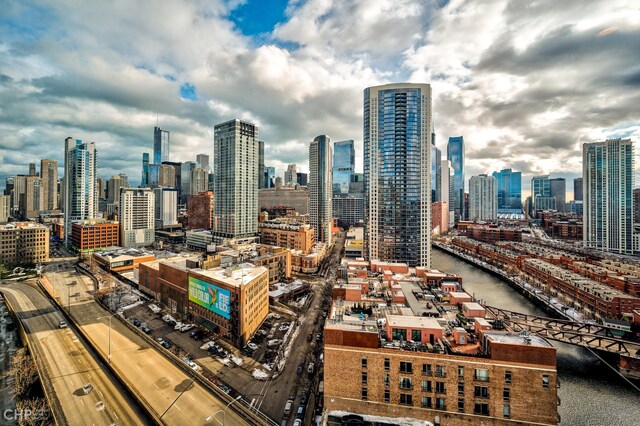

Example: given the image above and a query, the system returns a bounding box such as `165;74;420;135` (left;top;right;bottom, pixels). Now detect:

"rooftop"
386;315;443;331
191;262;268;288
484;331;553;348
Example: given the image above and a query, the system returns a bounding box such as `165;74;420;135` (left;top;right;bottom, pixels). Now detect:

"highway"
0;281;146;426
45;269;254;426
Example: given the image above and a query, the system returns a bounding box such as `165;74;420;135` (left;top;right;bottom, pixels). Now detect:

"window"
384;358;390;371
458;398;465;412
384;390;390;403
422;363;432;376
435;365;446;377
392;328;407;341
400;377;413;390
400;361;413;374
362;388;367;401
505;371;512;384
457;366;464;379
435;397;446;410
543;375;550;388
384;374;390;387
458;383;464;396
412;329;421;341
503;388;510;401
435;382;446;394
474;403;490;415
422;380;432;392
422;396;432;408
361;357;367;369
474;368;489;382
474;386;489;398
362;372;368;385
399;393;413;406
503;404;510;418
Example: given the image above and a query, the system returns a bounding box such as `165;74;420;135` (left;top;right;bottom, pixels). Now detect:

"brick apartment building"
187;191;214;230
0;222;49;265
464;225;522;244
258;220;314;254
71;219;119;251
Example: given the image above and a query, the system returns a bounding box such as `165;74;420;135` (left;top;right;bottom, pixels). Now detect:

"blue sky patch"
229;0;289;37
179;83;198;101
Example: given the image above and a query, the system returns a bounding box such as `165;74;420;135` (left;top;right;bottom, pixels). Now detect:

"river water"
432;249;640;426
0;295;18;425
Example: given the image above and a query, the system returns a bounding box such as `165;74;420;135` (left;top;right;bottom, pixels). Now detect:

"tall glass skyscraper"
447;136;464;222
333;140;355;194
309;135;333;244
364;83;431;267
492;168;522;212
431;142;441;202
63;137;97;245
153;126;170;164
141;153;149;187
583;138;634;255
550;178;566;211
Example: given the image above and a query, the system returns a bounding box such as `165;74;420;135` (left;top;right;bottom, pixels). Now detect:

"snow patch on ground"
275;321;300;376
230;355;243;366
252;369;269;380
328;410;434;426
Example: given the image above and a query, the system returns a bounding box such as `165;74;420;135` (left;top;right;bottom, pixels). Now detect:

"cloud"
0;0;638;196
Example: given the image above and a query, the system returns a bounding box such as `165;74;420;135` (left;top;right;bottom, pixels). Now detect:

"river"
0;295;18;425
432;249;640;426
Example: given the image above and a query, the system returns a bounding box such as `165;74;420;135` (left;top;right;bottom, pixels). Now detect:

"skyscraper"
141;153;149;187
118;173;129;189
0;195;9;224
63;137;97;245
431;141;441;202
296;172;308;186
284;164;297;186
469;174;498;221
441;159;455;227
258;140;265;189
40;159;58;211
196;153;210;171
120;188;155;247
13;175;43;219
153;126;170;164
364;83;431;267
492;168;522;212
153;187;178;229
447;136;464;222
28;162;36;176
583;138;634;255
96;177;105;200
213;119;259;242
107;175;125;204
191;167;208;195
549;178;566;212
264;167;276;189
159;164;176;188
309;135;333;244
574;177;583;201
531;175;555;211
333;140;355;195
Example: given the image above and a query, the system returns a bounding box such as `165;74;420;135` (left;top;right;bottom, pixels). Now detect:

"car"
247;342;258;351
148;304;161;314
82;383;93;394
296;405;304;419
58;320;68;329
174;322;183;330
141;325;152;334
279;324;290;332
200;341;215;350
156;337;165;345
161;340;173;349
307;363;315;375
208;347;219;355
267;339;282;347
180;323;195;332
300;392;308;405
132;319;141;327
241;347;254;357
283;399;294;417
297;362;304;375
293;420;302;426
191;330;204;340
316;333;322;341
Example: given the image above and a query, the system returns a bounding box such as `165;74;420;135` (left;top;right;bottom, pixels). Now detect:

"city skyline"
1;1;638;193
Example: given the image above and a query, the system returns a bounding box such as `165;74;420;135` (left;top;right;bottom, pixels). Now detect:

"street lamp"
205;395;242;425
97;312;119;363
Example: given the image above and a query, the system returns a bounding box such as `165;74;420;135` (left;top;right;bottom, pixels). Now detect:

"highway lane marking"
174;404;182;412
113;412;118;420
80;400;85;407
189;395;195;401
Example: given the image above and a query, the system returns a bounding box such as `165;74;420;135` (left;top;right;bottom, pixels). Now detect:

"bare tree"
1;348;38;399
15;398;51;426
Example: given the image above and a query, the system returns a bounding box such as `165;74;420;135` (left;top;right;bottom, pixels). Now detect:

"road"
0;281;146;426
45;269;254;426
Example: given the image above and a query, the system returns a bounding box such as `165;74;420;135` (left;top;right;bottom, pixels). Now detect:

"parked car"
156;337;165;345
267;339;282;347
297;362;304;375
300;392;308;405
241;347;254;357
200;341;215;350
58;320;68;329
190;330;204;339
132;319;141;327
174;322;183;330
293;420;302;426
279;324;290;332
141;325;152;334
283;399;294;417
247;342;258;351
307;363;315;375
148;304;161;314
180;323;195;332
316;333;322;341
161;340;173;349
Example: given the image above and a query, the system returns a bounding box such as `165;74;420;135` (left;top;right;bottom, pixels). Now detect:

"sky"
1;0;639;199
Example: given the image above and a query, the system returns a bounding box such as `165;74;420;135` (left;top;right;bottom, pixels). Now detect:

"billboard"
188;276;231;319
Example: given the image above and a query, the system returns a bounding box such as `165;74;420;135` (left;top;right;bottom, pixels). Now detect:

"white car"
148;304;161;314
180;323;195;332
200;341;215;350
279;324;290;332
174;322;183;330
267;339;282;347
247;342;258;351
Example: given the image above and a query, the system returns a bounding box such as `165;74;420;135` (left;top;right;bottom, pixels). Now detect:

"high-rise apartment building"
158;164;176;188
141;153;150;187
119;187;155;247
264;166;276;189
13;175;43;219
531;175;553;212
364;83;431;267
469;174;498;222
492;168;521;212
191;167;208;195
333;140;355;195
549;178;566;212
96;177;105;201
309;135;333;245
28;163;36;176
573;177;583;202
0;222;49;265
296;172;308;186
213;119;259;242
0;195;10;223
583;138;634;255
153;187;178;229
180;161;196;200
107;175;125;204
447;136;465;222
431;142;441;202
196;153;210;171
63;137;97;245
153;126;170;164
40;159;58;211
441;160;455;227
284;164;297;186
